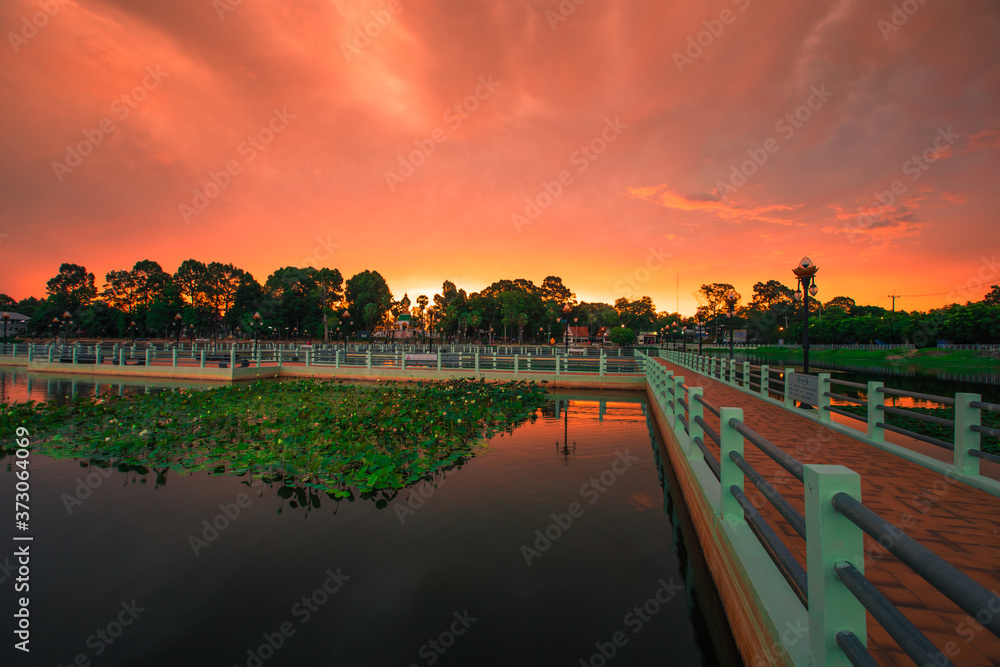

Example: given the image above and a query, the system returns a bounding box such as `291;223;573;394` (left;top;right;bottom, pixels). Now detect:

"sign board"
734;329;747;343
404;353;437;361
568;347;587;355
787;373;819;406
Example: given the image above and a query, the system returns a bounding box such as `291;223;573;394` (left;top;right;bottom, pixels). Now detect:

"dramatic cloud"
1;0;998;313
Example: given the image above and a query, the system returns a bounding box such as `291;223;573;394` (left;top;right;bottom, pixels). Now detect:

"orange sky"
1;0;998;315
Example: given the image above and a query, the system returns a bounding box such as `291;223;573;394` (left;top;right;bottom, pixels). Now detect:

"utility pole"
888;291;900;343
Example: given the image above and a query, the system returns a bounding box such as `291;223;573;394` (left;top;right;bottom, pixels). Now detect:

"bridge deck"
655;358;1000;666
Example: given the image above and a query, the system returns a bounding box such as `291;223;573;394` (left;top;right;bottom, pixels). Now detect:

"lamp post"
562;304;571;354
792;256;819;374
341;310;349;346
173;313;182;346
51;317;59;344
252;311;261;354
724;290;738;360
427;307;435;352
1;312;8;346
129;320;136;344
63;311;71;346
696;307;705;356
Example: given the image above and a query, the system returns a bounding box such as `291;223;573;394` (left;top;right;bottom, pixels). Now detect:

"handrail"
825;391;867;406
729;451;806;539
877;422;954;450
693;393;720;417
876;386;955;406
831;492;1000;638
878;405;955;427
729;418;805;482
836;631;878;667
834;562;954;667
731;485;808;606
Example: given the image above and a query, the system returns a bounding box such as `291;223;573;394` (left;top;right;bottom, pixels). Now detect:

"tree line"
3;261;997;345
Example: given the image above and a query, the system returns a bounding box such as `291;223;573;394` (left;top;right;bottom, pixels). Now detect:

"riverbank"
729;346;1000;371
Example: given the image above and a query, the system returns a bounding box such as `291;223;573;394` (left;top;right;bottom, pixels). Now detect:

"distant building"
567;326;590;345
637;331;658;345
1;312;30;336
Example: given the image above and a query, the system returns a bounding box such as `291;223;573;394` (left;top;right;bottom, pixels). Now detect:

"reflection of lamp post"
724;290;738;361
792;256;819;374
562;304;571;354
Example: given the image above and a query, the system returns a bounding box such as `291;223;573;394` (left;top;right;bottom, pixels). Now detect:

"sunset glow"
2;0;998;313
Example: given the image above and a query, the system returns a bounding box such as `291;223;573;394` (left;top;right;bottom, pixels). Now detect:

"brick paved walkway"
656;358;1000;666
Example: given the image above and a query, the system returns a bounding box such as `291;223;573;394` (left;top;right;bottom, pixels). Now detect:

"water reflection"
0;367;219;405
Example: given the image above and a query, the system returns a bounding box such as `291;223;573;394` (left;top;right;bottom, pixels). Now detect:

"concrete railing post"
335;349;341;368
436;350;442;372
200;350;206;369
954;393;982;477
475;352;480;373
671;376;685;420
305;348;311;368
146;348;152;366
367;350;373;370
687;387;704;461
759;365;769;398
817;373;832;422
719;407;745;523
28;344;34;362
784;367;796;408
804;465;866;666
514;354;519;376
867;381;884;442
48;345;54;363
742;362;751;389
172;348;178;367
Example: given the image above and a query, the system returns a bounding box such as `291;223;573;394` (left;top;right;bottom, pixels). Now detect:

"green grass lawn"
2;378;549;497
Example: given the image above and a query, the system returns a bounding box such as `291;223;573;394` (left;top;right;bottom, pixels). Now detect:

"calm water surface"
0;370;741;666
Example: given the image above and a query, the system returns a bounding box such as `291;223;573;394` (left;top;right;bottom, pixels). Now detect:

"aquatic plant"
1;378;548;496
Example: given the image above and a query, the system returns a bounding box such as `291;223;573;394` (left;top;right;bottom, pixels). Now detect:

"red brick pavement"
656;358;1000;666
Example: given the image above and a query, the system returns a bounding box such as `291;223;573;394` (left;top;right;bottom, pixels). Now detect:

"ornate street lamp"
427;307;435;352
724;290;738;360
562;304;572;354
792;256;819;374
1;311;8;344
63;311;72;346
252;311;262;353
173;313;182;346
129;320;137;344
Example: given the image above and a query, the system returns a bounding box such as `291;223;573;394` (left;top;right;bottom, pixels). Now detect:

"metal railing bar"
825;392;868;406
829;378;868;390
878;405;955;427
732;485;808;607
693;393;721;417
971;449;1000;465
832;492;1000;638
834;562;955;667
693;436;720;480
971;400;999;413
677;415;689;432
970;424;1000;439
876;386;955;406
730;418;805;482
730;451;806;539
827;406;869;423
877;422;954;451
836;631;878;667
678;398;688;412
694;415;720;446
